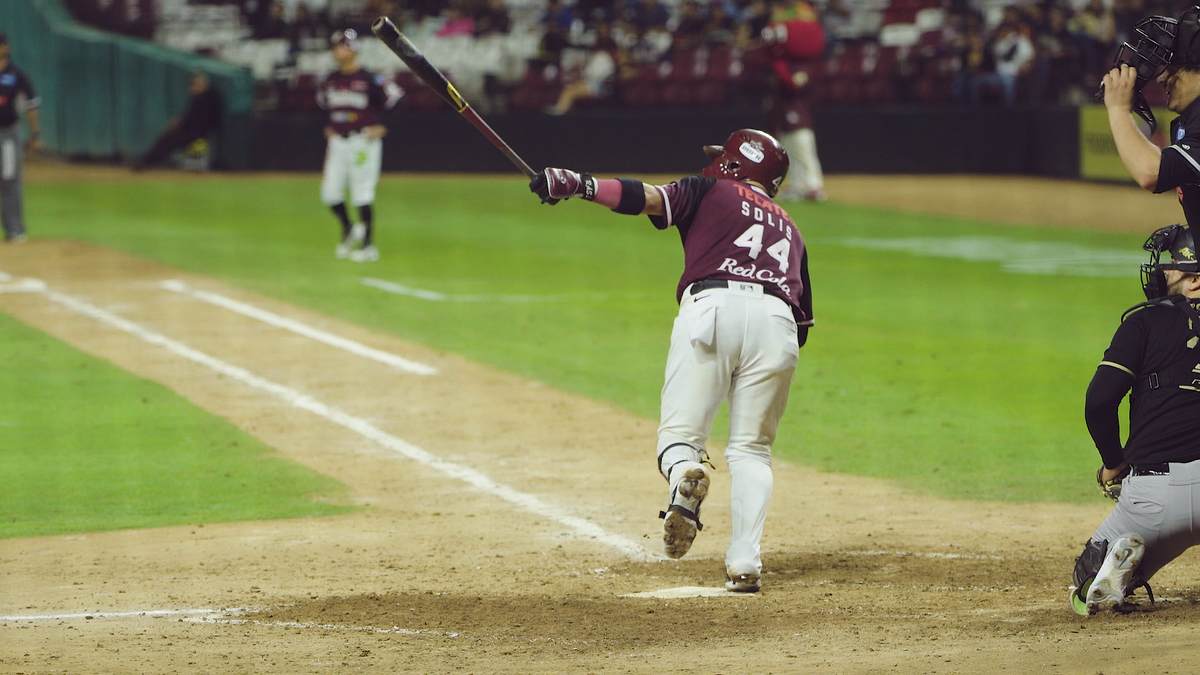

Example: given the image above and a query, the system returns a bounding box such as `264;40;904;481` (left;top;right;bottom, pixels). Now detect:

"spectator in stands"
546;25;620;114
738;0;773;46
673;1;709;52
435;2;476;36
1071;0;1115;77
949;12;989;103
535;19;572;67
474;0;512;36
287;3;328;56
132;72;223;171
969;17;1034;105
704;1;738;47
1031;5;1084;103
631;24;674;64
577;0;619;25
542;0;576;31
253;0;288;39
626;0;671;32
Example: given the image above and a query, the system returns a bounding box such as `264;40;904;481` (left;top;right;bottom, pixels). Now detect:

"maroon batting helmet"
701;129;789;198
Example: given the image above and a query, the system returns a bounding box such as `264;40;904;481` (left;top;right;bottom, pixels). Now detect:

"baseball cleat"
349;245;380;263
335;240;352;259
659;466;709;559
725;560;762;592
1085;533;1145;613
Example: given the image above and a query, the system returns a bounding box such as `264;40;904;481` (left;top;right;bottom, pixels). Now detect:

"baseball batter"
0;31;40;243
530;129;813;592
1103;6;1200;223
318;29;403;262
1071;223;1200;614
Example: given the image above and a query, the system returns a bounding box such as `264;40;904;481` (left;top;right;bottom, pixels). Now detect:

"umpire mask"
1142;224;1200;299
1104;13;1180;133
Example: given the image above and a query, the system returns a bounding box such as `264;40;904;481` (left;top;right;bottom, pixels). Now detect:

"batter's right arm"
530;167;663;215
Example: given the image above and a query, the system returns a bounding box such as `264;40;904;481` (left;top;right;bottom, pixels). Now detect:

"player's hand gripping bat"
370;17;556;201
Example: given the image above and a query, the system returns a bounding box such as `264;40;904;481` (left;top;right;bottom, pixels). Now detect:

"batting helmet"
701;129;789;198
1141;224;1199;299
330;28;360;51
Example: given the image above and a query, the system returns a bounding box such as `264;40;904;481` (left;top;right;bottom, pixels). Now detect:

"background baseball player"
1071;223;1200;614
0;31;40;243
530;129;813;592
762;0;826;202
319;29;403;262
1102;6;1200;224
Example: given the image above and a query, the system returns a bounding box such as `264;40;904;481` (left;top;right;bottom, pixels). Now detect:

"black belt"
1131;463;1170;476
689;279;731;295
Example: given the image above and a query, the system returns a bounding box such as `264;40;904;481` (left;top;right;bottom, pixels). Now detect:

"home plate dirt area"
3;177;1200;674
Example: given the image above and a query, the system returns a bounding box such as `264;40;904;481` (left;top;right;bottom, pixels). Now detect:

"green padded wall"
0;0;254;168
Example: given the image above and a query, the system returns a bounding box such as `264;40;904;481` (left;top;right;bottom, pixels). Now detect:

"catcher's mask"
330;28;360;51
1141;223;1200;299
1102;6;1200;133
701;129;789;198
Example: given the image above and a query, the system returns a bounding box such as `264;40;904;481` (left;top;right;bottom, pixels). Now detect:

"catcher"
1071;223;1200;614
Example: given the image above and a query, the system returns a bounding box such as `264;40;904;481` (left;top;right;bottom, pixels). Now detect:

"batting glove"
531;167;597;204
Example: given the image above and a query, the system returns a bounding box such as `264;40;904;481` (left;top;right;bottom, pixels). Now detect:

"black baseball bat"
371;17;539;179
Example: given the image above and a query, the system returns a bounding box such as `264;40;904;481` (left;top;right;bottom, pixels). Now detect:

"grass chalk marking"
158;279;436;376
26;279;655;563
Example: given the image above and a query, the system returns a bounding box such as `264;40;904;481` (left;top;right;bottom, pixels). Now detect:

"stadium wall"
0;0;255;169
251;105;1081;177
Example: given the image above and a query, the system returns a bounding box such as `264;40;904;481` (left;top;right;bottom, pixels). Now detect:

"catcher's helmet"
1141;223;1199;299
330;28;360;51
700;129;789;198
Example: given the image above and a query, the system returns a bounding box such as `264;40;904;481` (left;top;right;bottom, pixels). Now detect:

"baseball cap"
330;29;359;51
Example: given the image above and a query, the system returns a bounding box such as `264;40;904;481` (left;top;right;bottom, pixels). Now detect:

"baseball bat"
371;17;538;179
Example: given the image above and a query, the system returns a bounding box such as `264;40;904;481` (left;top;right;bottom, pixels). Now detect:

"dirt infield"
3;167;1200;674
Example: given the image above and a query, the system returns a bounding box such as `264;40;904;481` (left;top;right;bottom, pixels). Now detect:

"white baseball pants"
1091;459;1200;582
320;133;382;207
657;281;800;572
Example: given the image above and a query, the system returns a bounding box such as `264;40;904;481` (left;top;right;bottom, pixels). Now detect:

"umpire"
1071;223;1200;614
0;31;40;243
1103;6;1200;223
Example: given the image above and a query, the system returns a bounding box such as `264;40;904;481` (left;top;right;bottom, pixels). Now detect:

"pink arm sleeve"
592;178;623;209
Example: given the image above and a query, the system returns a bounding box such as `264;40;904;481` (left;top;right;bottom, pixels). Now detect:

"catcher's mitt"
1097;465;1130;502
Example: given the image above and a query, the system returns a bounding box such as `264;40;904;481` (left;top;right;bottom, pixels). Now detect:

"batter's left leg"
722;295;799;591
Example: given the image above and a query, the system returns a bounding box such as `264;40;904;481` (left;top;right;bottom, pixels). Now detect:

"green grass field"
0;309;355;539
7;172;1150;539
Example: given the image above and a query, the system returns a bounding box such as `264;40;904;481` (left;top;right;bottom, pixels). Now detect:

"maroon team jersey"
317;68;403;136
649;176;813;325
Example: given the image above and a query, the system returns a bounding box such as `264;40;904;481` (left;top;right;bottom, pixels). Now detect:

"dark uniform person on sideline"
1102;6;1200;224
530;129;813;593
132;71;223;171
1071;223;1200;615
0;31;40;243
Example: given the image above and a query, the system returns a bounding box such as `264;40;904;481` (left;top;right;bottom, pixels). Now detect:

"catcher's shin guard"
1070;539;1108;615
1071;535;1152;615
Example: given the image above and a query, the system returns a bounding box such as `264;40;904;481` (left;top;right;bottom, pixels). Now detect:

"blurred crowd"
64;0;1197;107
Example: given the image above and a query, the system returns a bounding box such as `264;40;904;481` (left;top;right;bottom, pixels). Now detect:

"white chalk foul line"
158;279;436;376
0;608;237;622
360;278;609;303
183;616;460;637
35;283;655;563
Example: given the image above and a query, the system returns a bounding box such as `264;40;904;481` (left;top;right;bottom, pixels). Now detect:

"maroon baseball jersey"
316;68;403;136
649;176;813;325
